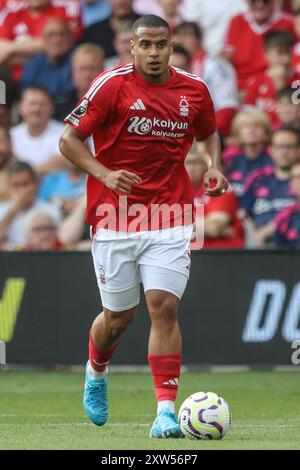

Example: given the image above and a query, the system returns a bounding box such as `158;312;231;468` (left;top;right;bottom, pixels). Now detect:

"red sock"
89;333;117;372
148;354;182;402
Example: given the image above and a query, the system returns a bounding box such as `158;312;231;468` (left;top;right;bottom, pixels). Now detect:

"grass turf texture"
0;371;299;450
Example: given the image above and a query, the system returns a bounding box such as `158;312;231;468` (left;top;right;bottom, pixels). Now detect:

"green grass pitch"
0;370;299;450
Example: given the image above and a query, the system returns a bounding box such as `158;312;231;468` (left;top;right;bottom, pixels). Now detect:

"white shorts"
91;225;193;312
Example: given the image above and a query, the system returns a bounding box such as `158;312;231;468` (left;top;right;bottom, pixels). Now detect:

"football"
178;391;231;440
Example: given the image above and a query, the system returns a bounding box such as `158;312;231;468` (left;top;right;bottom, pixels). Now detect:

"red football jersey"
223;11;295;91
65;64;216;232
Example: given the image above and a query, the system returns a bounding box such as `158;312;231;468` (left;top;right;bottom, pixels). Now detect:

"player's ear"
131;39;136;57
169;39;174;54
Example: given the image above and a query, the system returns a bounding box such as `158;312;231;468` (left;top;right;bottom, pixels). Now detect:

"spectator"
10;85;66;176
133;0;188;18
244;30;298;125
275;161;300;247
185;143;244;250
80;0;112;28
21;207;66;250
0;64;17;126
169;44;190;71
51;0;83;39
155;0;184;32
38;163;86;216
184;0;247;55
0;125;16;202
173;21;238;137
0;161;61;247
83;0;139;59
20;18;75;101
292;9;300;73
276;86;300;129
242;127;299;247
222;0;295;93
55;43;104;120
104;24;133;70
0;0;69;80
227;109;273;198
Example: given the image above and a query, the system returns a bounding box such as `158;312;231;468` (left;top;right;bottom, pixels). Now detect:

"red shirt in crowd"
223;11;295;91
0;4;67;39
193;186;244;249
65;64;216;232
292;42;300;74
244;70;300;125
0;2;82;79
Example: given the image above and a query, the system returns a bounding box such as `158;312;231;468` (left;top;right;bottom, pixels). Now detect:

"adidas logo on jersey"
130;99;146;110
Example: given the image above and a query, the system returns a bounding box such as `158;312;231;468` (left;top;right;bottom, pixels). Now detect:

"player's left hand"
203;167;229;197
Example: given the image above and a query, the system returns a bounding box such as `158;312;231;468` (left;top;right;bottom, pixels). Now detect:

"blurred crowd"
1;0;300;251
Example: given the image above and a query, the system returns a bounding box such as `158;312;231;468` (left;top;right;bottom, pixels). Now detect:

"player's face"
290;163;300;198
131;27;173;83
271;131;299;171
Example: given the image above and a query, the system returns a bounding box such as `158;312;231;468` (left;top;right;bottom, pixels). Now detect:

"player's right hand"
103;170;142;194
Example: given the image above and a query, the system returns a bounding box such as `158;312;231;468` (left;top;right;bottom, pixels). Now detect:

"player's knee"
148;294;178;325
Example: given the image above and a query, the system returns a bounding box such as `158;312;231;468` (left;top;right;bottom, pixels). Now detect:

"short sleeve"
223;16;239;52
0;12;15;39
64;74;114;137
193;83;216;140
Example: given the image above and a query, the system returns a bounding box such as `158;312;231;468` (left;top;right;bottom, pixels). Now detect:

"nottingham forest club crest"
179;96;189;117
73;99;89;117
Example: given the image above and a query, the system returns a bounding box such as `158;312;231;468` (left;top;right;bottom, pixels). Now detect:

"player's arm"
59;125;141;194
200;131;228;197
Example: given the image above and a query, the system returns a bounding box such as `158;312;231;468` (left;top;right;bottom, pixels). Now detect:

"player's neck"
135;65;172;85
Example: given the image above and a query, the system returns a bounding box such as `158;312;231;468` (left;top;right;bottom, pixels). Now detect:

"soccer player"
59;15;228;438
